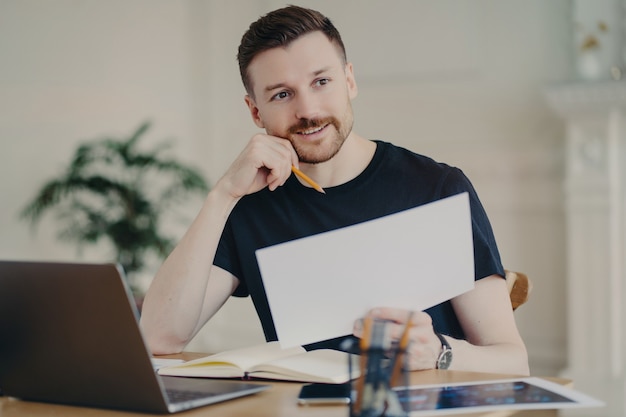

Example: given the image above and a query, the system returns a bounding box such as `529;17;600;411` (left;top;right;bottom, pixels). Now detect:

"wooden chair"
505;270;532;311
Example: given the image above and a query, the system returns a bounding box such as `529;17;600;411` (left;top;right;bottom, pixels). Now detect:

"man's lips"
296;123;329;136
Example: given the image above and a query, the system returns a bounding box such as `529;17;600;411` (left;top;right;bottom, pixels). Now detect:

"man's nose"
294;91;321;121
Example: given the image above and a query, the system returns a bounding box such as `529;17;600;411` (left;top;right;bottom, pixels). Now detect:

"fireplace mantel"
546;80;626;117
545;80;626;417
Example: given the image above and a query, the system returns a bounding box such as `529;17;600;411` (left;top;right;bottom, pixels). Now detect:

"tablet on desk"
394;377;603;415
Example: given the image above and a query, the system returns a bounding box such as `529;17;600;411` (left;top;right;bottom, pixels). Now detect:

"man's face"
245;31;358;164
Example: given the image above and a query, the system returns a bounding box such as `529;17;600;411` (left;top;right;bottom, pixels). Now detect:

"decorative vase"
577;50;604;80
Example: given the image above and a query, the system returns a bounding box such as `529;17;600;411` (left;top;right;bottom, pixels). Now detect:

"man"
140;5;529;375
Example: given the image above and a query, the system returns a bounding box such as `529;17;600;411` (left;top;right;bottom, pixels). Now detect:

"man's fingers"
368;307;431;326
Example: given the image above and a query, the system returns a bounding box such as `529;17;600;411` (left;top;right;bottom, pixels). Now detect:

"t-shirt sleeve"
438;168;505;281
214;218;249;297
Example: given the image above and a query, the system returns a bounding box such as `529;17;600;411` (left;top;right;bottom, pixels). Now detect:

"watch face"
437;349;453;370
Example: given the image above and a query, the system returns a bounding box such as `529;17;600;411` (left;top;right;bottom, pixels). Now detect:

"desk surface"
0;352;568;417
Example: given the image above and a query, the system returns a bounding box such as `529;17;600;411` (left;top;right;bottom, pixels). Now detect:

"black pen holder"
346;320;409;417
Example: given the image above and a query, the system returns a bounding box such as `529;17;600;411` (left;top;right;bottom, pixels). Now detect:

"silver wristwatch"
435;332;453;370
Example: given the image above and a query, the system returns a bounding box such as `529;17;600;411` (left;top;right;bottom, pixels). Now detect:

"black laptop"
0;260;269;413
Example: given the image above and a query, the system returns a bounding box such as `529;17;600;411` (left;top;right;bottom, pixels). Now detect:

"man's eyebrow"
264;67;333;93
312;66;332;77
265;82;287;93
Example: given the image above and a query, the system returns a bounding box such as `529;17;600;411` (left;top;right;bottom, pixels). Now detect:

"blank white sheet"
255;192;475;348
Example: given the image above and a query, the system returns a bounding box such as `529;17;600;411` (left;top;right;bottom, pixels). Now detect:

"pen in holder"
348;316;410;417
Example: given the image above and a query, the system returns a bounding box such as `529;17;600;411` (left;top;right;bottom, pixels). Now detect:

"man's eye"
272;91;290;100
316;78;329;86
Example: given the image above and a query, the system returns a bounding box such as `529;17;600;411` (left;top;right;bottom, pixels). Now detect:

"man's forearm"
140;188;239;354
444;337;530;376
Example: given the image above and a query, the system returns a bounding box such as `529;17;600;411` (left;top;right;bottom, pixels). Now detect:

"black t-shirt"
214;140;504;349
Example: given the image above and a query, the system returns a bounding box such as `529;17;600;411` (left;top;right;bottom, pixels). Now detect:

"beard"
283;102;354;164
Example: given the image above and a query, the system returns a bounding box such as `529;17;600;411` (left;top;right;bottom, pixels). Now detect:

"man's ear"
245;95;265;129
345;62;358;100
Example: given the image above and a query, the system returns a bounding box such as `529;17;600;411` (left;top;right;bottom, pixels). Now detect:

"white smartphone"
297;382;351;405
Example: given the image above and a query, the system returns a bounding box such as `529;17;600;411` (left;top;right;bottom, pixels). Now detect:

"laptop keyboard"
166;389;217;403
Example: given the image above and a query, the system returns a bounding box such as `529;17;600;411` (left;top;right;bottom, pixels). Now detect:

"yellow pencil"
291;165;325;194
354;315;373;414
390;311;414;386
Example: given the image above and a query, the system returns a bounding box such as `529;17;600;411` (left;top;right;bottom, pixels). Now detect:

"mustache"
287;117;338;135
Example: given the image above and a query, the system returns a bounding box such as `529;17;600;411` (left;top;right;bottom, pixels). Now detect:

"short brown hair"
237;5;347;96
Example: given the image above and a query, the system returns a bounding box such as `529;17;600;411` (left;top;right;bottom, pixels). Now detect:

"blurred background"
1;1;625;415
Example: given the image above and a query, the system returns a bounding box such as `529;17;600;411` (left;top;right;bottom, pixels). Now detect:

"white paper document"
255;192;475;348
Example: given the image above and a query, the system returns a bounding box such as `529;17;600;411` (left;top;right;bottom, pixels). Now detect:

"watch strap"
435;332;450;350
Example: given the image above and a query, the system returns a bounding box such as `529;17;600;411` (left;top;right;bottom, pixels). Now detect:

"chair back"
505;270;532;310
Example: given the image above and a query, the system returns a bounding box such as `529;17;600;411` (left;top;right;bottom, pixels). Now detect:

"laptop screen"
0;261;268;413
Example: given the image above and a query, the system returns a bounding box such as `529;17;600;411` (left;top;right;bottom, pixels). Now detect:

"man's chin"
297;147;342;164
290;131;347;163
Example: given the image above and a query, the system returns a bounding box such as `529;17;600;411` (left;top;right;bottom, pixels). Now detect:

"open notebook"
0;260;269;413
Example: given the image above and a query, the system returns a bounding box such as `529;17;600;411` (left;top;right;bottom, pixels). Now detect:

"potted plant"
21;122;209;295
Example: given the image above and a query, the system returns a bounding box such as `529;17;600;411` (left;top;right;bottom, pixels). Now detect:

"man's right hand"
217;134;300;199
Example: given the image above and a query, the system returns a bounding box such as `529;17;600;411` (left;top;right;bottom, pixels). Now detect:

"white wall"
0;0;573;374
0;0;200;261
